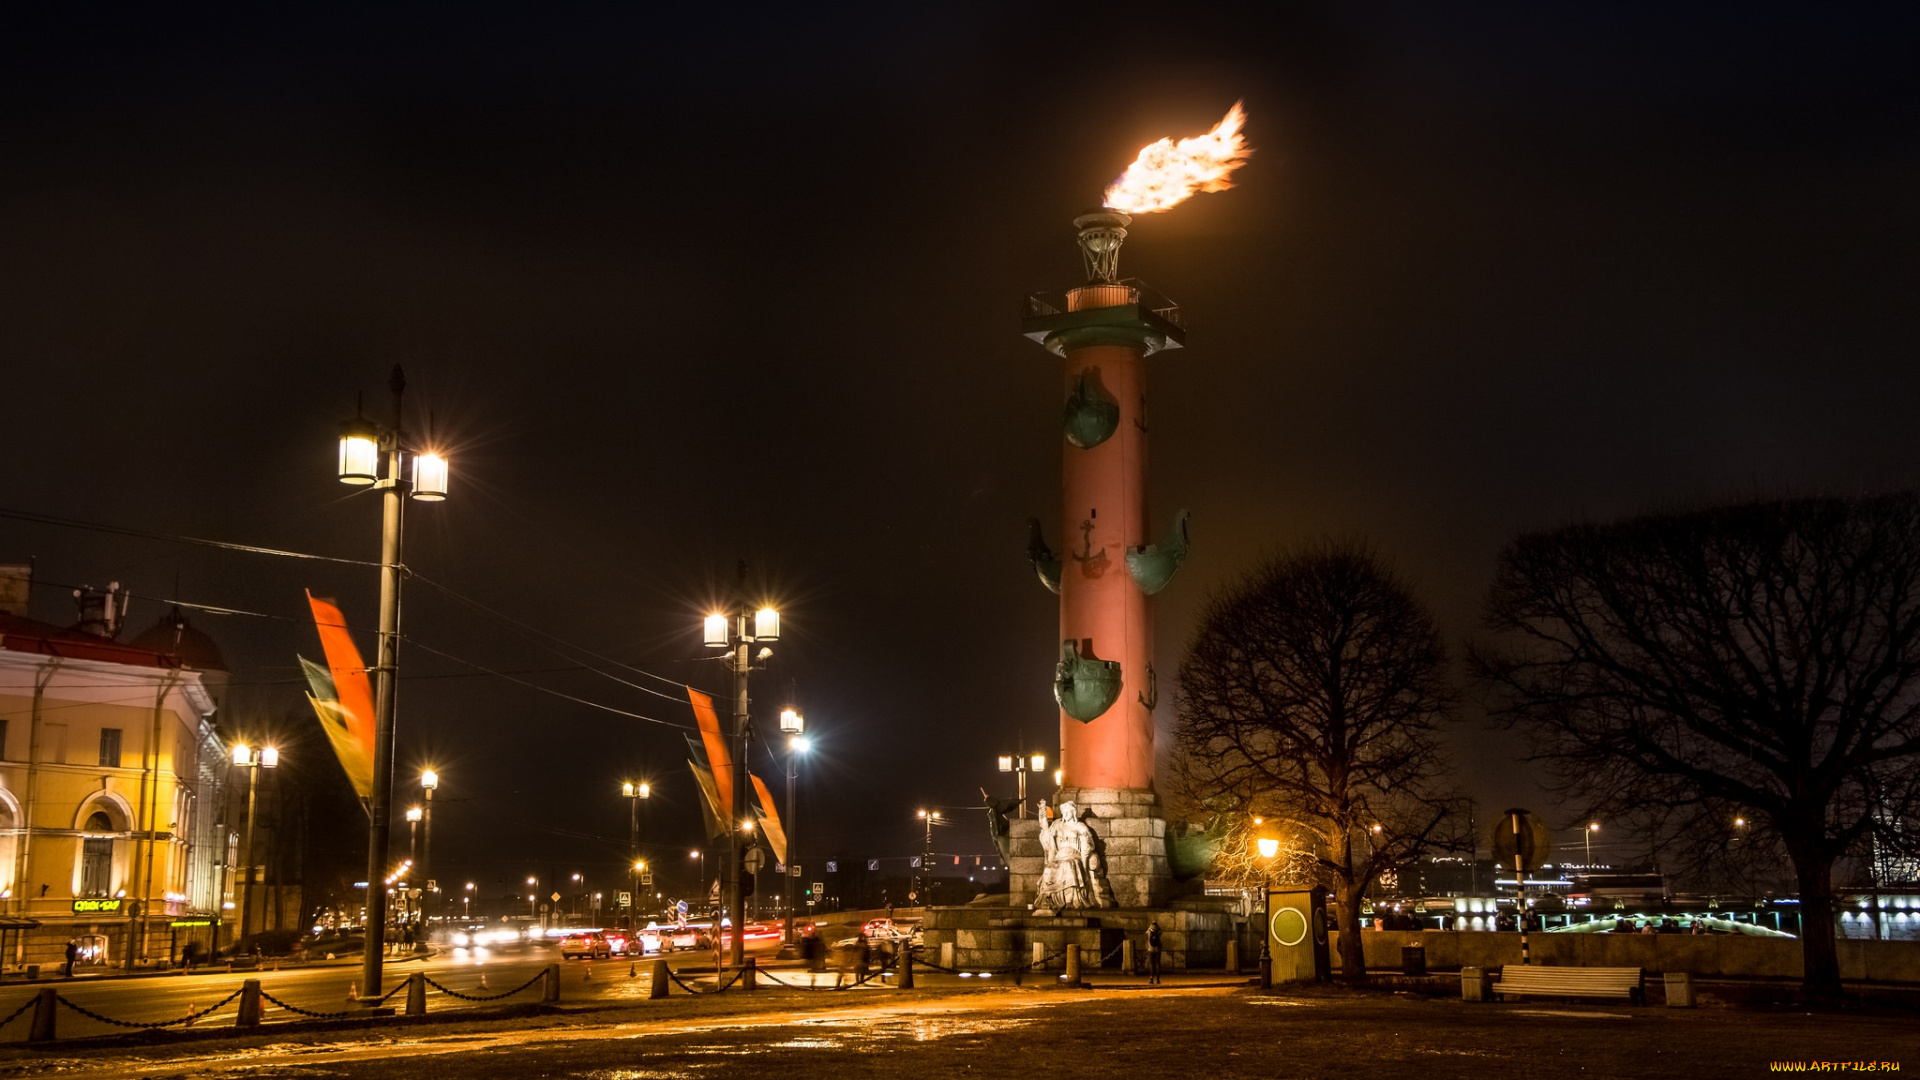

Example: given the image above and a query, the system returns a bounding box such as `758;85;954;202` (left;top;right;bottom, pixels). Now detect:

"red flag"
304;592;377;802
688;689;733;813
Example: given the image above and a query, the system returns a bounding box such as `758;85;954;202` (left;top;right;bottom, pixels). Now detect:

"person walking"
1145;921;1163;985
64;939;79;978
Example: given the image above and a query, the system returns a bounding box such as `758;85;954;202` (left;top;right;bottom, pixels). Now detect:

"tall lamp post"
1256;834;1279;990
996;749;1046;818
231;743;278;949
622;781;650;928
420;769;437;951
336;365;450;999
1584;821;1599;867
702;599;780;968
915;809;943;905
405;807;422;948
778;707;808;952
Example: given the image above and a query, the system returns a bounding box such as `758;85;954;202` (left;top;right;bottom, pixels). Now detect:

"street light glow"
337;420;380;484
780;706;804;734
406;806;423;823
421;769;438;790
412;452;450;501
790;734;812;753
232;743;250;766
754;607;780;640
703;614;729;648
1257;837;1280;859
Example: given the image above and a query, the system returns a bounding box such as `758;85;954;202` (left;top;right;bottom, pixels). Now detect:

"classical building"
0;574;230;970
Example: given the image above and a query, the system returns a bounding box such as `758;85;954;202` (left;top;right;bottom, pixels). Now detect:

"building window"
80;811;115;898
99;728;122;768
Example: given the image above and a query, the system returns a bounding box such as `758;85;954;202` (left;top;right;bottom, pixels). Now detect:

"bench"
1493;965;1644;1005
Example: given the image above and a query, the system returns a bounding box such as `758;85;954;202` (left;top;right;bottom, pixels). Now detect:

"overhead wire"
400;635;694;731
0;506;380;566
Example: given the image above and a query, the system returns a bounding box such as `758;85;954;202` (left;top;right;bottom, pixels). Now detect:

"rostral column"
1019;210;1190;909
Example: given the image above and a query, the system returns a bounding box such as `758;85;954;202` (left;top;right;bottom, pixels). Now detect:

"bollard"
1122;939;1136;977
649;958;670;1000
940;941;955;970
1031;941;1046;972
898;950;914;990
236;979;263;1028
406;972;426;1017
28;987;57;1043
1664;972;1695;1009
1461;966;1490;1003
1063;944;1082;987
628;961;637;978
1224;940;1238;976
742;957;756;991
583;961;592;981
347;981;358;1001
185;1000;198;1027
24;965;38;981
544;963;561;1003
477;972;488;990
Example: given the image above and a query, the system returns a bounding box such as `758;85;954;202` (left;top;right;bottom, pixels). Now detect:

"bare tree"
1474;493;1920;997
1174;542;1457;981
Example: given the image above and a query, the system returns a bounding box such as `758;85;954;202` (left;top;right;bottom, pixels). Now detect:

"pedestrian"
181;940;201;971
64;939;79;978
1146;920;1162;985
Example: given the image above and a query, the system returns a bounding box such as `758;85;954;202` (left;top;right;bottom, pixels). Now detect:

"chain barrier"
1099;941;1126;966
378;981;410;1005
913;947;1067;977
422;970;547;1003
258;988;359;1021
756;952;897;991
666;966;747;995
0;996;37;1029
55;987;244;1029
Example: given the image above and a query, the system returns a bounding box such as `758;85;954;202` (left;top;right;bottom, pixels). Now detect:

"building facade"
0;586;229;970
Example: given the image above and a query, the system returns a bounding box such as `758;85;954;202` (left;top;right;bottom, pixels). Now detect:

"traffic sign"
550;891;561;903
790;864;802;877
826;860;838;873
618;891;631;908
812;881;824;897
867;859;879;871
1491;809;1552;873
744;847;767;874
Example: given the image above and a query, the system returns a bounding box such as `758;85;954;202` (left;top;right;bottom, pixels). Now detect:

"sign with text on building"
72;898;122;915
170;918;212;928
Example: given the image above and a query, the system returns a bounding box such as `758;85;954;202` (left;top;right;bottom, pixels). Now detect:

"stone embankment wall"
1343;930;1920;982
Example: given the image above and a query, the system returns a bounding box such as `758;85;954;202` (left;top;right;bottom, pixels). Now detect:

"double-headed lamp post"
996;750;1047;819
1256;833;1280;990
337;365;449;999
231;743;279;948
916;809;943;904
420;769;437;951
622;781;650;928
702;600;780;968
779;707;808;952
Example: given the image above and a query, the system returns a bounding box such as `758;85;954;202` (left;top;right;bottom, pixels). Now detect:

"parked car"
559;932;612;959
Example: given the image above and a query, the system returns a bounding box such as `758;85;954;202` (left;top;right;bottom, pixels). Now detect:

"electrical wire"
400;635;694;731
410;572;700;702
0;506;380;566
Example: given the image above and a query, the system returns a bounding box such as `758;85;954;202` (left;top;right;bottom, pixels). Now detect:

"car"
634;923;705;954
558;931;612;959
600;930;631;955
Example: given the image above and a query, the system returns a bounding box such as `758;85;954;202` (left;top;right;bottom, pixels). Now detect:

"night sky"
6;4;1920;901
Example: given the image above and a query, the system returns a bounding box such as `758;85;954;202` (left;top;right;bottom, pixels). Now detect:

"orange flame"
1103;102;1251;214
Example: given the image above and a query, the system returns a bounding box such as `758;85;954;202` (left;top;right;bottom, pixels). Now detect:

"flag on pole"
301;592;376;805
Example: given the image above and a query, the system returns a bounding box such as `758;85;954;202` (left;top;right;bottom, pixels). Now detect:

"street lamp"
463;882;474;920
1585;821;1599;866
690;848;706;909
1256;834;1280;989
996;749;1047;818
701;592;780;968
916;809;943;905
230;743;279;950
779;706;807;952
571;872;583;919
419;769;438;952
337;366;451;1000
622;780;650;928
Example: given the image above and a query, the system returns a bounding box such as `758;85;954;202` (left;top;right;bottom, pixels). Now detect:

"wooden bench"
1493;965;1644;1005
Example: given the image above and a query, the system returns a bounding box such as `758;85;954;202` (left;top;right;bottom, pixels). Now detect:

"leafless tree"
1174;542;1458;981
1474;493;1920;997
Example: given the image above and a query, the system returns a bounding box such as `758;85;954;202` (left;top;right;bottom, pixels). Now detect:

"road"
0;934;789;1038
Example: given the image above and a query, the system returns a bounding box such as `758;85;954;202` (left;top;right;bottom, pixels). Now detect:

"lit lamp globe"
1257;837;1280;860
421;769;438;790
754;607;780;640
406;807;423;824
779;707;804;735
232;743;251;766
997;755;1014;773
412;453;450;502
260;747;279;768
337;419;381;485
1030;753;1045;773
703;614;729;648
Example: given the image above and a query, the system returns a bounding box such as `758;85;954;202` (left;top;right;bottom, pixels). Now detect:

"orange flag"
304;591;377;802
688;689;734;813
751;773;787;866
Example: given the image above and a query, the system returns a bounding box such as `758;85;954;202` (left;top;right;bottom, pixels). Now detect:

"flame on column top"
1103;102;1251;214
